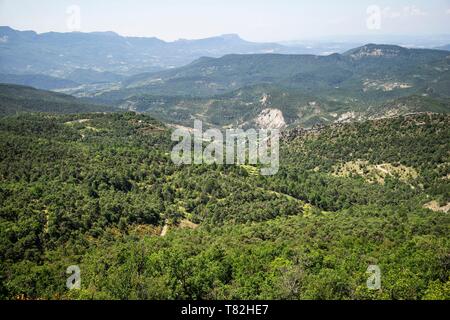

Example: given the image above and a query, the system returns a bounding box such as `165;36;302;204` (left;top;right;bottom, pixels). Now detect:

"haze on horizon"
0;0;450;42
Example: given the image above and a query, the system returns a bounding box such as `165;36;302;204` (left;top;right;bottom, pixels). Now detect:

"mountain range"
87;44;450;128
0;26;449;301
2;26;448;82
0;26;449;129
0;26;309;77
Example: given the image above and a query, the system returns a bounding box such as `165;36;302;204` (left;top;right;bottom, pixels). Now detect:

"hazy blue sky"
0;0;449;41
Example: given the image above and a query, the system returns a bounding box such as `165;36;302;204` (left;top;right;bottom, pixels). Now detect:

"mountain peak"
219;34;242;40
89;31;120;37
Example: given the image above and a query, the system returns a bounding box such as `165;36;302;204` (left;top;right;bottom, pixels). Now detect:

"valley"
0;22;449;302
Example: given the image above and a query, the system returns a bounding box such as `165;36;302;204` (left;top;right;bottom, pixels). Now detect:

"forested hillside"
120;45;449;97
0;84;116;115
86;45;450;128
0;74;79;91
0;112;448;300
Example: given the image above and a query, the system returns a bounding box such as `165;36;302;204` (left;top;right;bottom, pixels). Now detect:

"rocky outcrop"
254;108;286;129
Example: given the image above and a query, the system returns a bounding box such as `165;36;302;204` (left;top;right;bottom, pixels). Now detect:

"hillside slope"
118;45;449;97
0;112;448;300
88;44;450;128
0;74;79;90
0;84;116;115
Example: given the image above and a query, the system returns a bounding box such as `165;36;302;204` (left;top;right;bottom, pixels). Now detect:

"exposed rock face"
254;108;286;129
119;100;138;112
349;45;404;59
336;112;357;123
424;201;450;213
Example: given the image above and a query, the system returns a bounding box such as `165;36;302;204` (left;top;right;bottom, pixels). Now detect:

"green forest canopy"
0;111;449;300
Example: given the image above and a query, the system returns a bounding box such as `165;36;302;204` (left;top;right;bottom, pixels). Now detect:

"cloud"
446;9;450;15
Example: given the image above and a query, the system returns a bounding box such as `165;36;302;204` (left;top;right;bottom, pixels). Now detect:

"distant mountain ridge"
88;44;450;128
0;26;308;77
1;33;449;129
114;44;450;97
435;44;450;51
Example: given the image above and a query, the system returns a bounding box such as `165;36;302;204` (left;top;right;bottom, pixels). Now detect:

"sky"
0;0;449;42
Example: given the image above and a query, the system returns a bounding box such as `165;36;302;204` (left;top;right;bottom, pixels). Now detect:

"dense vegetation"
0;111;448;300
120;46;450;97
